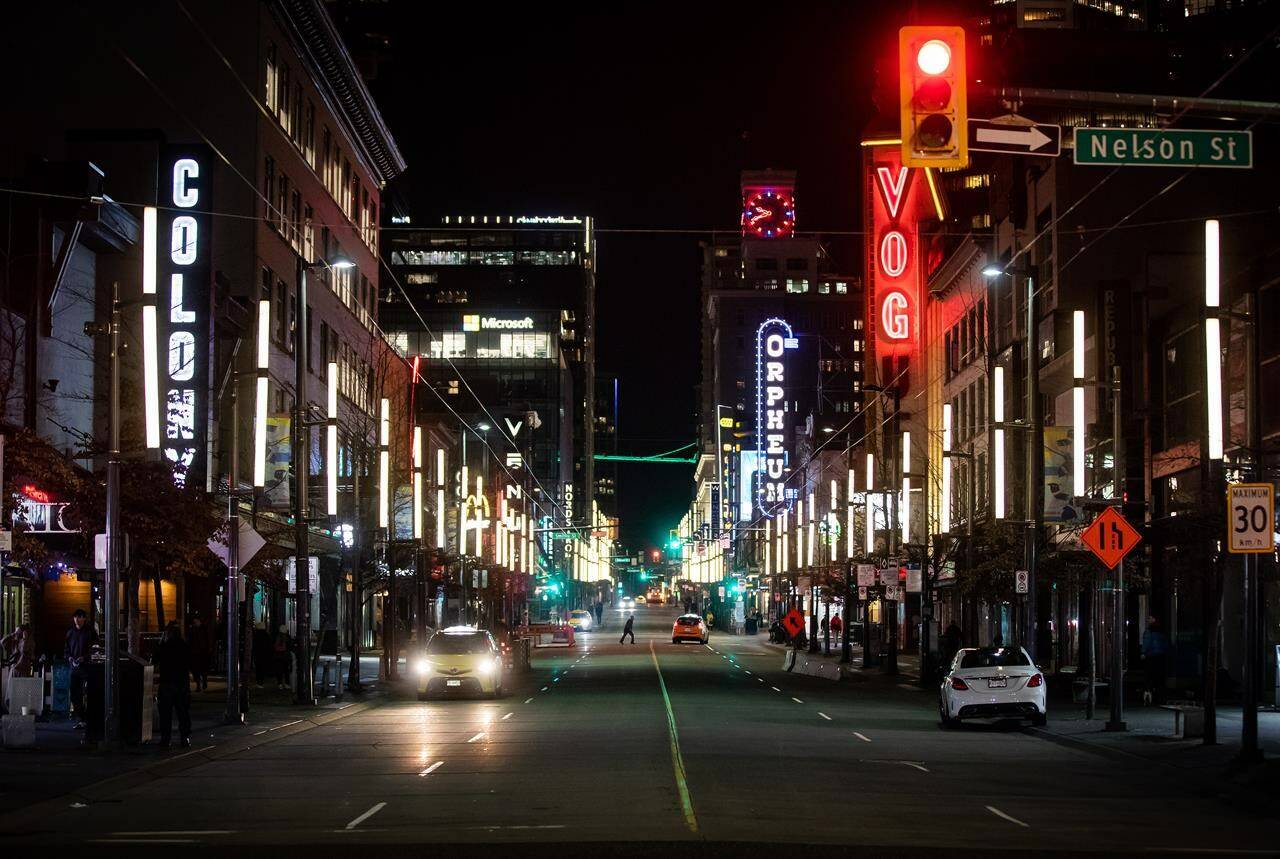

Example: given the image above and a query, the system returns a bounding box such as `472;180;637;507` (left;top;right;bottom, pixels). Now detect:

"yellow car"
568;609;595;632
415;627;504;700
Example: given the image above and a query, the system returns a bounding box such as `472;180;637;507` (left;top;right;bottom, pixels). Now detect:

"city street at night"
2;1;1280;855
3;606;1277;853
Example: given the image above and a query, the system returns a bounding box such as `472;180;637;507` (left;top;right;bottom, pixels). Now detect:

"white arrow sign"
976;126;1053;151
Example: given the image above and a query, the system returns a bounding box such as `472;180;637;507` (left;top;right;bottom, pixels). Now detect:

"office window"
818;283;830;295
276;174;289;238
785;258;808;271
263;156;277;229
835;282;848;294
785;279;809;294
264;43;278;112
756;258;778;271
320;321;330;365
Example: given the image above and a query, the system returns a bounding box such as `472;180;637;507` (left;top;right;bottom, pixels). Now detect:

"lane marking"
818;712;832;721
501;712;513;720
91;839;197;844
853;732;872;743
524;697;534;704
553;677;561;682
345;802;387;830
986;805;1028;828
757;678;765;683
465;824;567;831
649;641;698;834
904;762;930;773
466;732;486;743
771;686;782;692
791;697;805;704
270;719;302;731
540;686;549;692
419;761;444;777
112;831;232;836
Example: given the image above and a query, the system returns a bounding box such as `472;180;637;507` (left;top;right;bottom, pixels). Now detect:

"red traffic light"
916;39;951;75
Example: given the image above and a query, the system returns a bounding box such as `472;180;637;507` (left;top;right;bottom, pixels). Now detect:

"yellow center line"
649;640;698;834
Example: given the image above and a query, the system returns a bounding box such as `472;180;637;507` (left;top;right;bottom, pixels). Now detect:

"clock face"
742;190;795;238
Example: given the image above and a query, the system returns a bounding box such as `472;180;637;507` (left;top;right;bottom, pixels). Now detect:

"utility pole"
102;282;123;750
1239;288;1263;762
292;256;314;706
1024;274;1041;662
220;339;244;725
347;467;364;693
1106;367;1127;732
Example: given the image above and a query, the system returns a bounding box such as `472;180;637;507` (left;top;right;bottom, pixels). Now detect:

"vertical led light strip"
252;299;270;487
993;366;1006;519
901;430;911;547
865;453;875;555
435;447;446;549
412;426;423;540
378;398;390;529
941;403;952;534
141;206;160;449
1204;219;1224;461
1072;311;1086;492
326;361;339;516
846;468;855;559
764;518;772;577
473;475;484;558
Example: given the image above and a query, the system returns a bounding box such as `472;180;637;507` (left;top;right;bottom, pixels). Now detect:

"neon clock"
742;190;796;238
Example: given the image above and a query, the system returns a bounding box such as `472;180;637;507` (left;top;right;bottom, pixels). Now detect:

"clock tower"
741;170;797;238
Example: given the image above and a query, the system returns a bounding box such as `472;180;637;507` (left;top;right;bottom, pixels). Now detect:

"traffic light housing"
899;26;967;168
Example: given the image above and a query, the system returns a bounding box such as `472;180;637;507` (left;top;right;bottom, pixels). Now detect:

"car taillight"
1027;673;1043;688
950;677;969;690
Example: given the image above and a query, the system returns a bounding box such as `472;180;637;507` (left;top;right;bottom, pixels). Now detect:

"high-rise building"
381;215;597;537
687;170;864;591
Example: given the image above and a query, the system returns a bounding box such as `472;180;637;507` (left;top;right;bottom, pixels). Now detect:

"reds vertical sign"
866;144;930;359
159;145;213;488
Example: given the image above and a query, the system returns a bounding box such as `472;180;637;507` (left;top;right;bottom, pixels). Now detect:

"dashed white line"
540;686;549;692
418;761;444;777
524;697;534;704
757;678;765;683
466;732;486;743
853;732;872;743
744;670;752;675
501;712;513;721
903;762;930;773
771;686;782;692
986;805;1028;828
791;697;805;704
818;712;832;721
345;802;386;830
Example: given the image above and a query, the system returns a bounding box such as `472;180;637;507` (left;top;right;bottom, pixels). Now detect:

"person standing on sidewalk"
1141;616;1169;705
153;622;192;749
619;614;635;645
64;609;98;728
272;625;292;690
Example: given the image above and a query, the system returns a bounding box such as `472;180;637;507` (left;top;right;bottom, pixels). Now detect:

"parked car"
938;646;1047;728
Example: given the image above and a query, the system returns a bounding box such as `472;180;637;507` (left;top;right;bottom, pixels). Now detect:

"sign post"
1227;483;1274;763
1082;505;1142;731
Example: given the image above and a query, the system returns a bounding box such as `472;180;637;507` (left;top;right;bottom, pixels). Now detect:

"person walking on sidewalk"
1141;616;1169;705
619;614;635;644
272;625;292;690
153;622;192;749
64;609;98;728
188;616;210;691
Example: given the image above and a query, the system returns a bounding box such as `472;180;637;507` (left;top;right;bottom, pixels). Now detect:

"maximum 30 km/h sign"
1227;483;1275;554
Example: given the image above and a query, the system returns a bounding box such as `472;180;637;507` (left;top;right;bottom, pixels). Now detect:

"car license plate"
446;679;462;687
988;677;1007;688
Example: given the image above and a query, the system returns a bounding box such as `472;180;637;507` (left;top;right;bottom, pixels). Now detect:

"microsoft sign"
462;315;535;331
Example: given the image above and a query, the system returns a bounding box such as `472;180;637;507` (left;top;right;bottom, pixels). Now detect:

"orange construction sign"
1081;507;1142;569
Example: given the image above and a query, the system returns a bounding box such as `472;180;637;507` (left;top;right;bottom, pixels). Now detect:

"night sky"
344;2;895;549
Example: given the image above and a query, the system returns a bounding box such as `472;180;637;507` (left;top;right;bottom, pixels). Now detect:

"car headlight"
414;659;432;677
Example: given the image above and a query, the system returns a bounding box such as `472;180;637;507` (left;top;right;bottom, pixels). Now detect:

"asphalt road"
1;606;1275;855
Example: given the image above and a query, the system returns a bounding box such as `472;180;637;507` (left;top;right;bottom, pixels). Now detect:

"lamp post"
292;253;353;705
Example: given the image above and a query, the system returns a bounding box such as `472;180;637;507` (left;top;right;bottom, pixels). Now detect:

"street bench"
1160;703;1205;739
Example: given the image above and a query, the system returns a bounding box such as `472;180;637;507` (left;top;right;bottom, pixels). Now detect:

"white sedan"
939;646;1047;728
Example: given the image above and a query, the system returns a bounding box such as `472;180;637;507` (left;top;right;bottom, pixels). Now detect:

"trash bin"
86;657;154;745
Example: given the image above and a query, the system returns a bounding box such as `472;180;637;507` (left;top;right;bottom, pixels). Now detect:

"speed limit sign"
1227;483;1274;554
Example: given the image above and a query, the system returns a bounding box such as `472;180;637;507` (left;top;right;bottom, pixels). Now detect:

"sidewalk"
0;654;389;814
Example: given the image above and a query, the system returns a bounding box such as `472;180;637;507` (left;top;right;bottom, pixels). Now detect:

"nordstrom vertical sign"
158;145;212;488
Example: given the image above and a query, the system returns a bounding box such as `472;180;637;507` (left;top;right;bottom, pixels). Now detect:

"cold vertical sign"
159;146;212;488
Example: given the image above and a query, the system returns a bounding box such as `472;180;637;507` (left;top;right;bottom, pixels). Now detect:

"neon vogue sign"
874;164;915;342
755;317;798;517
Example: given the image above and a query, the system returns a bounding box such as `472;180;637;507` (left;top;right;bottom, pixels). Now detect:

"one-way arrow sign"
968;118;1061;157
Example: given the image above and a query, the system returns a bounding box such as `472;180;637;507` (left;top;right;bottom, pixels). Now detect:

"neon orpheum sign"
755;318;799;517
873;162;916;343
160;147;212;486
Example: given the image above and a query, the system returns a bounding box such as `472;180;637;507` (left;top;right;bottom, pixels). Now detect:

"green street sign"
1073;128;1252;169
